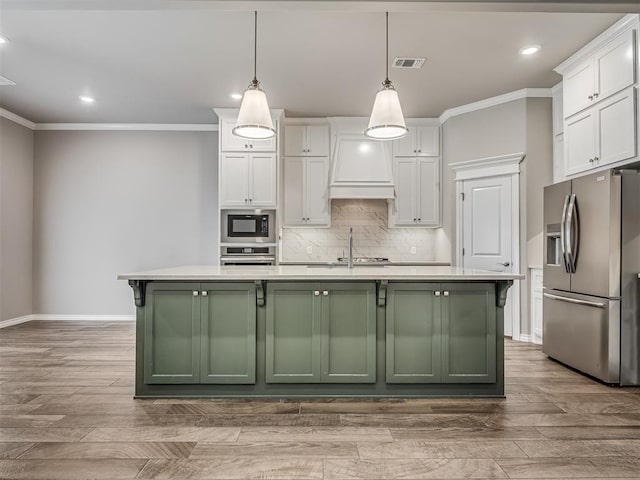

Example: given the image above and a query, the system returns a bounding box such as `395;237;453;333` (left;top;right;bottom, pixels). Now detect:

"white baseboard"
0;314;135;328
516;334;534;343
0;314;36;329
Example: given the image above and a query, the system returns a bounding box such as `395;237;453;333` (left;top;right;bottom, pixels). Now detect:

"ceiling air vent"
0;75;16;86
393;58;425;69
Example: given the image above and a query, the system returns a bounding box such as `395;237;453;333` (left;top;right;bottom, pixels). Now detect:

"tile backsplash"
280;199;451;263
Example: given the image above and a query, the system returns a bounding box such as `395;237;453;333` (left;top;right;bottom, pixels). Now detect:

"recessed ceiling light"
79;96;95;104
231;93;243;100
519;45;541;56
0;35;9;44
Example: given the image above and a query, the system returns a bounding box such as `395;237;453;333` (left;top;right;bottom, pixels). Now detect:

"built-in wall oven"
221;210;275;243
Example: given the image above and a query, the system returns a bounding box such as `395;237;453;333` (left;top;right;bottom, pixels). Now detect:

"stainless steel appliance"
220;246;276;265
221;209;275;244
543;168;640;385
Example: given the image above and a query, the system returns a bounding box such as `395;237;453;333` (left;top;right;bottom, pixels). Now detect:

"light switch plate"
410;246;417;255
307;246;313;254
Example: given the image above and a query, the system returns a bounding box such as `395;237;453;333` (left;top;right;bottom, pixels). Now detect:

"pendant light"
365;12;408;140
233;11;276;139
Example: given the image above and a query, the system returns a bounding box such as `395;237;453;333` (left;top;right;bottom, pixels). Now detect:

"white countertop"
118;265;524;281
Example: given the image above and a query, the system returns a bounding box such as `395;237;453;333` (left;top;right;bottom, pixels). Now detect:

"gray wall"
441;98;553;337
33;130;217;315
0;117;34;321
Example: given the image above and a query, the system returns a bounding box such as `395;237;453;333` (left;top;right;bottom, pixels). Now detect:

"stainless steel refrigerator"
543;167;640;385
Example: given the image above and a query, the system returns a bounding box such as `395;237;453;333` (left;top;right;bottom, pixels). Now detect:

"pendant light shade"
365;12;408;140
233;11;275;140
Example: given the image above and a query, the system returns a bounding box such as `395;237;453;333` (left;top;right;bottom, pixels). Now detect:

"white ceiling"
0;2;629;123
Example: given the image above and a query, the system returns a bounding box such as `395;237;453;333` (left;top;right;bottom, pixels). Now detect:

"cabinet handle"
201;291;208;296
434;291;441;296
192;291;199;296
593;92;599;98
314;290;320;296
443;291;449;297
588;95;594;101
323;291;329;296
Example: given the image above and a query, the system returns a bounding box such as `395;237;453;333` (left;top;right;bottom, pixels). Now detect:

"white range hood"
328;118;395;199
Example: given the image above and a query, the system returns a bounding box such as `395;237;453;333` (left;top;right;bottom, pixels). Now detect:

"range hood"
328;118;395;199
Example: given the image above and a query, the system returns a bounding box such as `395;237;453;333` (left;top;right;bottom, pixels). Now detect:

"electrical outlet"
410;246;417;255
306;246;313;255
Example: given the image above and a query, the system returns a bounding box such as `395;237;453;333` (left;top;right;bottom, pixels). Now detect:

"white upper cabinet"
392;158;417;224
393;124;439;157
220;117;277;152
284;125;329;156
562;26;636;118
220;153;276;208
390;157;440;227
283;156;329;227
564;110;597;177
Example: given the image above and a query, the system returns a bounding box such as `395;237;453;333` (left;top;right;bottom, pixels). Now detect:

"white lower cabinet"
530;267;543;345
283;157;330;226
220;153;276;208
390;157;440;227
564;86;637;176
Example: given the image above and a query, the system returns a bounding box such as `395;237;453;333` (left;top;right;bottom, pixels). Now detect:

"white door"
596;87;637;167
416;126;439;156
248;154;276;207
594;28;636;102
283;157;305;225
284;126;305;156
220;153;249;207
305;126;330;157
564;110;596;176
563;59;595;117
305;158;330;225
461;175;514;336
392;158;417;225
417;158;439;226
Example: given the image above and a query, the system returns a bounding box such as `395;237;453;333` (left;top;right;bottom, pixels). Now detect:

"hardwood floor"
1;320;640;479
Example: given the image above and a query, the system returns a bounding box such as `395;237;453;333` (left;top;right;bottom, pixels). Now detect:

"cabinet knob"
588;95;594;101
192;291;199;296
418;218;421;221
589;158;594;163
594;156;599;162
244;198;248;203
593;92;599;98
201;291;208;296
434;291;441;296
443;291;449;297
418;149;422;153
250;144;254;148
314;290;320;296
413;149;417;153
323;291;329;296
245;144;249;148
249;199;253;203
413;218;417;222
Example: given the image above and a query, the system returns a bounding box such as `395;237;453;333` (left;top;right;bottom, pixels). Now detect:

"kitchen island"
118;265;522;398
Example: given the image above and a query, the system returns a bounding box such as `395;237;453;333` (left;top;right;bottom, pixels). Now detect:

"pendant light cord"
385;11;389;83
253;10;258;85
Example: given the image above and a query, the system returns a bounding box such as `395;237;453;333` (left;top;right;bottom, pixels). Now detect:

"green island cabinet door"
386;283;442;383
441;283;496;383
321;283;376;383
266;283;322;383
200;283;256;384
144;283;201;384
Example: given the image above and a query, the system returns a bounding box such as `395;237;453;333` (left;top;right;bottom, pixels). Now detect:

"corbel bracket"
496;280;513;308
128;280;147;308
255;280;266;307
377;280;388;307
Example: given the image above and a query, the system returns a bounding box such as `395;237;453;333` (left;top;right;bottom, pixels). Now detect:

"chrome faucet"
348;227;354;269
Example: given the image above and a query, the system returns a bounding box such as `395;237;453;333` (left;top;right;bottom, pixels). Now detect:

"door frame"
451;152;524;341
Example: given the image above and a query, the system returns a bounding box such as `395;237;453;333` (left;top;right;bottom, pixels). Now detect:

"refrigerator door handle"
543;292;605;309
566;194;579;273
560;194;570;273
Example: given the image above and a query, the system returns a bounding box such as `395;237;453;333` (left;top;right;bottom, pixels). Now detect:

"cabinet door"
144;283;201;384
266;283;322;383
284;125;305;156
248;154;276;207
305;157;330;226
321;283;376;383
594;28;636;102
417;158;440;226
416;126;439;156
283;157;305;226
386;283;441;383
564;110;596;176
305;126;330;157
393;127;417;156
392;158;417;226
441;283;496;383
596;87;637;167
220;154;249;207
220;117;251;152
200;283;256;384
563;59;595;118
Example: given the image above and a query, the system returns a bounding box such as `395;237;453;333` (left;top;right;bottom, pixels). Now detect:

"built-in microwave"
221;209;276;243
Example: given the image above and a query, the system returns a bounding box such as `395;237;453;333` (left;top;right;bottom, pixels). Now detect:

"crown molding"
439;88;552;124
450;152;526;181
0;108;36;130
551;81;563;95
34;123;218;131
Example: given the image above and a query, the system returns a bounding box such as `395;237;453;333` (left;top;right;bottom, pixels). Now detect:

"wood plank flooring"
1;320;640;479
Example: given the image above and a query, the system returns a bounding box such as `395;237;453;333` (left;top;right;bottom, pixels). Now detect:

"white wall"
33;130;217;315
0;117;34;321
